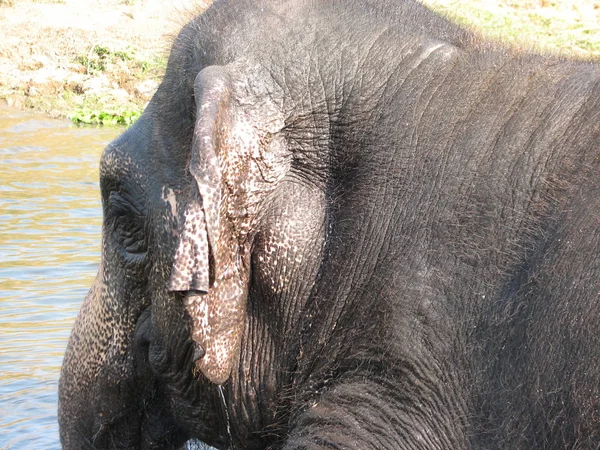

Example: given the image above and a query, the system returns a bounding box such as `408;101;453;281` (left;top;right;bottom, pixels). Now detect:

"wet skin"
59;0;600;448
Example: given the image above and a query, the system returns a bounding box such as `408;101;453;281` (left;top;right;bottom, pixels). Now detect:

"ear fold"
167;66;230;293
167;65;288;385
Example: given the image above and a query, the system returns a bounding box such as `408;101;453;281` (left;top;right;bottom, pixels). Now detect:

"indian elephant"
58;0;600;448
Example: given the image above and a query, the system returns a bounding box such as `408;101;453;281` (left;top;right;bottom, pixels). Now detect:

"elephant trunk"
58;267;144;448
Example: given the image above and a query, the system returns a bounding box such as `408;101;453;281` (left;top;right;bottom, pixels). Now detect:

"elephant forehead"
99;144;147;191
100;114;156;187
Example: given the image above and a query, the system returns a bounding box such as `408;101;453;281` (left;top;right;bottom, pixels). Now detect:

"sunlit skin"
59;1;600;449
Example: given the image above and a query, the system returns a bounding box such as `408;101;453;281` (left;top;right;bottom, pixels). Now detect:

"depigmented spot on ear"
167;65;245;384
167;190;211;292
189;66;231;264
162;186;177;220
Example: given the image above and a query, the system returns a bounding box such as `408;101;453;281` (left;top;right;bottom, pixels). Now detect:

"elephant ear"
168;66;227;294
168;65;288;385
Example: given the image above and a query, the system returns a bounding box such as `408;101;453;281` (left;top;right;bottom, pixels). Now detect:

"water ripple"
0;105;120;448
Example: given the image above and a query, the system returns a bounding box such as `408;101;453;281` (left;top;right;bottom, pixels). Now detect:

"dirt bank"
0;0;207;122
1;0;598;123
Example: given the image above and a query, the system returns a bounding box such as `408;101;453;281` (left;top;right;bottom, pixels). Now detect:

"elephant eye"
107;190;148;264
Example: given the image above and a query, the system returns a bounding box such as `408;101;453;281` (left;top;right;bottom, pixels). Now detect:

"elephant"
58;0;600;448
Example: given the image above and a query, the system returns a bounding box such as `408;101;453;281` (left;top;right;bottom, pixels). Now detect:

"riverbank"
0;0;204;124
424;0;600;57
0;0;598;124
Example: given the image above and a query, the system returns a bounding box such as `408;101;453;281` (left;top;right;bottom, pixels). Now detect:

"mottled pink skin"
168;66;289;384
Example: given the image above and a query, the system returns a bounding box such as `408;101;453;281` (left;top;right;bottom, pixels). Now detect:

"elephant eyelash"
107;191;148;264
108;189;144;216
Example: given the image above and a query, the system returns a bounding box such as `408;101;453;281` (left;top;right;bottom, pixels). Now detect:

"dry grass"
422;0;600;58
1;0;598;120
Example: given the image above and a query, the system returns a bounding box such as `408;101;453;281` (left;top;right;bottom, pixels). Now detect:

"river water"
0;106;214;450
0;105;119;448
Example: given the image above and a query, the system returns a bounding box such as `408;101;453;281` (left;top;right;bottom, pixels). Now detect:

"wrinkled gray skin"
59;0;600;448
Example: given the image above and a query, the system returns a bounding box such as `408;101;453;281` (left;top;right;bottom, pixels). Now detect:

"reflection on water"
0;105;120;449
0;106;211;450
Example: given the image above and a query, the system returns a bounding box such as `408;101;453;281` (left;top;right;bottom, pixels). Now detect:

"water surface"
0;105;120;448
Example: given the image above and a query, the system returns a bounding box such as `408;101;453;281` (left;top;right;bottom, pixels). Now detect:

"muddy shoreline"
0;0;205;122
1;0;598;123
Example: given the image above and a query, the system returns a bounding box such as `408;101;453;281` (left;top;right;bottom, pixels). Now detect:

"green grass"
67;90;143;126
76;44;152;75
69;107;141;126
422;0;600;58
67;44;165;125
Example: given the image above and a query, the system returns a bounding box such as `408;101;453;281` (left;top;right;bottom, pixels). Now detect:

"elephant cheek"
183;271;247;385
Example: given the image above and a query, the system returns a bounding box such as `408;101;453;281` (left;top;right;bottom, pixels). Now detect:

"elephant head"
61;0;531;448
57;0;336;443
